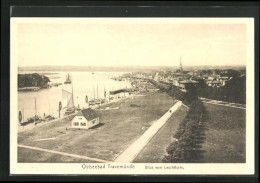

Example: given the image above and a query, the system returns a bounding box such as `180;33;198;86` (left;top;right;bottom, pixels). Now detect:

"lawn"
198;103;246;163
133;105;188;163
18;91;176;163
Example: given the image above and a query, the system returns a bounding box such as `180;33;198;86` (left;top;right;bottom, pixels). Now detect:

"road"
199;97;245;109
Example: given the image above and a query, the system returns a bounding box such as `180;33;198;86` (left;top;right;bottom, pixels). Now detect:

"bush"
164;97;207;163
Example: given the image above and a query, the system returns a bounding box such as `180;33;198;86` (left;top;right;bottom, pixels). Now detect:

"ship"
64;73;72;84
62;88;75;115
89;99;105;106
20;115;42;126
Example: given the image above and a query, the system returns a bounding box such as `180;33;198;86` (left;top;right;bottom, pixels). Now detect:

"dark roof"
76;108;99;121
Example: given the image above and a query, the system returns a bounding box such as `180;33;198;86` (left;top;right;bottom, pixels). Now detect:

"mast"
180;57;183;73
35;98;37;116
71;83;74;108
93;87;95;100
22;108;24;123
97;85;99;99
104;85;106;98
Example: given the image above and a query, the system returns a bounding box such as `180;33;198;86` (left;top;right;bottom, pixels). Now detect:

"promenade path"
114;101;183;163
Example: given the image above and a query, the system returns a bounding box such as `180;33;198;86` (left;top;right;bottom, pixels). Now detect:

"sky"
15;19;247;67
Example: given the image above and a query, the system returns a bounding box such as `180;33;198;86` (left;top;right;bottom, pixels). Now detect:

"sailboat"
64;73;72;84
89;85;105;106
62;88;75;115
20;98;42;126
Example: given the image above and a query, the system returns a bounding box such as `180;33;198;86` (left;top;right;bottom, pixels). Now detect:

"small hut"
71;108;99;129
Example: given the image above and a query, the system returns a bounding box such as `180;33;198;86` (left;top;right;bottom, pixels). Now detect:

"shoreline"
18;90;175;163
18;92;142;133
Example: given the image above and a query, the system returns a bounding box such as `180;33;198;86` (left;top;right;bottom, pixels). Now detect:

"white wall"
71;116;100;129
71;116;88;129
87;118;99;128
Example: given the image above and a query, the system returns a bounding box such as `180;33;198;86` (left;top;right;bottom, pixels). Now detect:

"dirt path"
113;101;183;163
199;97;245;109
18;144;110;163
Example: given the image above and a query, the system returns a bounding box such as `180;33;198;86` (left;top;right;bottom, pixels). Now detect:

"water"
18;71;131;122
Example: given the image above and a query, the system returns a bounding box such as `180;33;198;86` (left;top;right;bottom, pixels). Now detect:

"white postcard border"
10;17;255;175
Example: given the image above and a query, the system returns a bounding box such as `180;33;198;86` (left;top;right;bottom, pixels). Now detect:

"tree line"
195;75;246;104
18;73;50;88
149;79;208;163
162;98;208;163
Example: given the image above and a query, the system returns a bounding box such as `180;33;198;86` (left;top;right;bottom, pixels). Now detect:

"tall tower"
180;57;183;73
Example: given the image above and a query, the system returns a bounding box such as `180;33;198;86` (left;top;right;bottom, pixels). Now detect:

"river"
18;71;132;122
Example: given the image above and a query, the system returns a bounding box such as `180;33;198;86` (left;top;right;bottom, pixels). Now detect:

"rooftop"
76;108;99;121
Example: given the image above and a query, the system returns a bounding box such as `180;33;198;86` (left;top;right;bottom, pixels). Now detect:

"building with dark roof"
179;80;199;92
71;108;99;129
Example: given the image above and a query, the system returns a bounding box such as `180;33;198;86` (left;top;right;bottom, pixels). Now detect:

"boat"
20;115;42;126
43;115;56;121
62;88;75;115
89;99;103;106
89;85;106;106
20;98;43;126
109;88;129;95
64;73;72;84
48;82;62;87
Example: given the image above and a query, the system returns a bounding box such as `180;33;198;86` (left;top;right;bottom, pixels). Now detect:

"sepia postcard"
10;17;255;175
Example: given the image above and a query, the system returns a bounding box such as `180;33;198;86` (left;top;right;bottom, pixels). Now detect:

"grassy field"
199;103;246;163
18;91;176;163
133;105;188;163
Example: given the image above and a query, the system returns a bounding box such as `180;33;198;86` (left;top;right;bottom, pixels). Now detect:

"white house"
71;108;99;129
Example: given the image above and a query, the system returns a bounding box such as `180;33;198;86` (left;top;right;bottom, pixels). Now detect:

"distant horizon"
18;65;246;73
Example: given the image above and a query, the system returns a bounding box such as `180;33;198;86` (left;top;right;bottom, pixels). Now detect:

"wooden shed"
71;108;99;129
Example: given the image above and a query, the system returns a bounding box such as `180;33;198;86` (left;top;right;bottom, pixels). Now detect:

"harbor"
18;89;177;162
18;71;132;129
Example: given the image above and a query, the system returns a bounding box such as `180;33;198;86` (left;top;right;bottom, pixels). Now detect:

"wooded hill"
18;73;50;88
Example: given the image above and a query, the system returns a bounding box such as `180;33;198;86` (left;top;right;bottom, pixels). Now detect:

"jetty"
18;87;40;91
109;88;131;95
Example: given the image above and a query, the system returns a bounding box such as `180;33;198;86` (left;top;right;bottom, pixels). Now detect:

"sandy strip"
33;137;56;141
